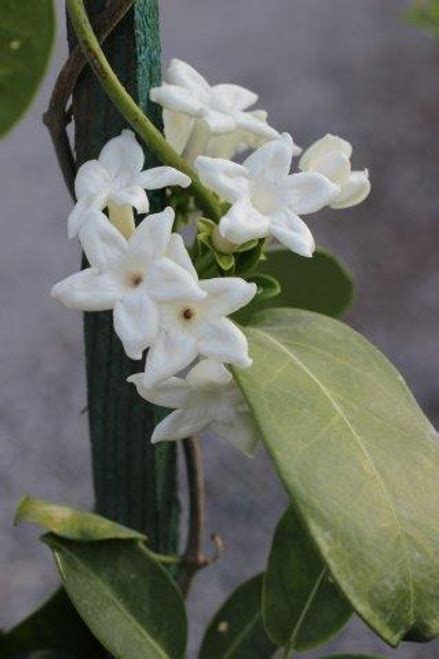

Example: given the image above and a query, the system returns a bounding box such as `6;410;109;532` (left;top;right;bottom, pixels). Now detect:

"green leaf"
235;308;439;647
0;0;55;137
0;587;101;657
235;248;354;324
263;507;352;652
43;534;187;659
250;274;281;301
15;495;146;541
199;574;276;659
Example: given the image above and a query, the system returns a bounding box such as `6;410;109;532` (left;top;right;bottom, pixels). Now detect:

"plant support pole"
66;0;179;551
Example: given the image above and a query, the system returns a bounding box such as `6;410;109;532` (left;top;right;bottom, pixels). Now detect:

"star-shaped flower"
129;359;261;455
150;59;278;163
51;207;205;360
68;129;191;239
299;134;371;209
195;133;340;257
140;233;256;385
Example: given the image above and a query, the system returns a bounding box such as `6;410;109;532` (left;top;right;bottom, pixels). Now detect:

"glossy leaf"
0;1;55;136
235;308;439;647
250;274;281;301
234;248;353;325
15;495;146;541
0;587;101;657
199;574;276;659
43;534;187;659
263;507;352;651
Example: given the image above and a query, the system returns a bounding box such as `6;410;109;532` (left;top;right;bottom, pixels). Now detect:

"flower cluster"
51;60;370;455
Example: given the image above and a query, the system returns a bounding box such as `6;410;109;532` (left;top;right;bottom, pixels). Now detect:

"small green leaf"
263;507;352;651
15;496;146;541
235;309;439;647
234;240;265;277
199;574;276;659
43;534;187;659
0;587;100;657
235;248;354;324
250;274;281;301
0;0;55;137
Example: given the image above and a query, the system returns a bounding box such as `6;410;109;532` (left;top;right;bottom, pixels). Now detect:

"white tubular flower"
142;236;256;385
151;59;278;163
51;208;205;361
196;133;339;258
128;359;261;456
163;107;272;162
299;134;371;209
68;129;191;239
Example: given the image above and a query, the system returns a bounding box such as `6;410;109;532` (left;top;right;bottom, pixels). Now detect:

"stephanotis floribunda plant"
3;2;439;659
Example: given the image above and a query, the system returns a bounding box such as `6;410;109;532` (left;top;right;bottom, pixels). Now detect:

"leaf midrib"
53;545;170;659
223;610;262;659
249;326;415;628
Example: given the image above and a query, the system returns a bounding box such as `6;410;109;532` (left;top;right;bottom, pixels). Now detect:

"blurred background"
1;1;438;657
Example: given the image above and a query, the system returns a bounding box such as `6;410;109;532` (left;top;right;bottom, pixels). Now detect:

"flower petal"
203;110;236;135
148;258;205;301
299;133;353;171
113;291;159;360
109;185;149;213
196;317;252;368
195;156;250;203
200;278;257;317
136;166;191;190
283;172;339;215
127;207;174;262
212;412;260;456
68;196;106;239
99;129;144;178
166;59;211;96
144;330;198;386
163;109;194;154
151;409;208;443
219;198;270;244
166;234;198;279
150;84;205;116
185;359;232;387
243;132;295;182
269;208;315;258
331;170;371;209
74;160;110;200
79;211;127;270
211;84;258;111
309;150;351;186
127;373;191;408
235;111;279;140
51;268;121;311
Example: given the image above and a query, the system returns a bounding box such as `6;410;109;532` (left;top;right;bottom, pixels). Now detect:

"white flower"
163;107;272;162
151;59;278;163
299;134;370;209
196;133;339;257
68;129;191;239
128;359;261;455
141;234;257;385
51;208;205;360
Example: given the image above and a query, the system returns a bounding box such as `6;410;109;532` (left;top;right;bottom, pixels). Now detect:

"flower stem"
66;0;222;223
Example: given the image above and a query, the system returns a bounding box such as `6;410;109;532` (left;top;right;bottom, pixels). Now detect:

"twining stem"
43;0;135;198
66;0;222;223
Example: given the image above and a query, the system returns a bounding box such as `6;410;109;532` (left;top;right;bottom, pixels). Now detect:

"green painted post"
67;0;179;551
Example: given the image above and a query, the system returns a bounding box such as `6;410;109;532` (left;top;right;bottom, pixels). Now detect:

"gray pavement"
1;1;438;657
